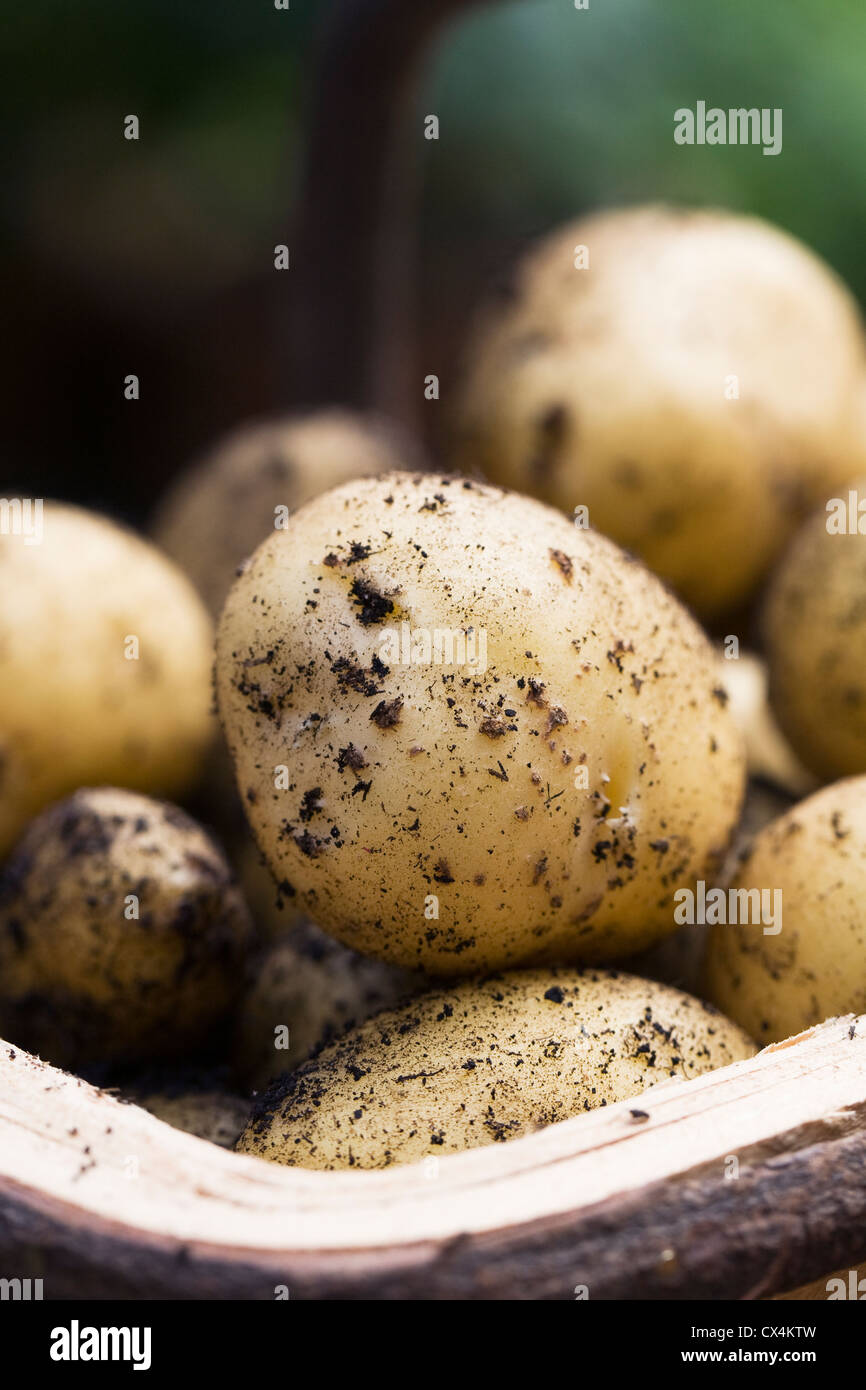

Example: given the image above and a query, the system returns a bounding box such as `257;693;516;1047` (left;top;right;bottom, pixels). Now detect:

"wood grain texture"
776;1263;866;1301
1;1016;866;1299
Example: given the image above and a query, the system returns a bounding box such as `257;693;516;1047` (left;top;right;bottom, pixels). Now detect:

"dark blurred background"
4;0;865;523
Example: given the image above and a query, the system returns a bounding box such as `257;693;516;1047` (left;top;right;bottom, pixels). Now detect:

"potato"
153;409;425;615
216;470;745;974
726;780;797;866
453;206;866;617
0;788;254;1067
237;968;756;1169
625;780;796;996
718;650;815;796
232;834;303;939
703;776;866;1042
0;502;214;857
232;922;423;1091
127;1084;251;1149
763;489;866;781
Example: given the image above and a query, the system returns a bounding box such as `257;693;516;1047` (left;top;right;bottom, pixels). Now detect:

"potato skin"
233;835;303;940
0;788;254;1067
625;779;796;996
153;410;425;615
763;492;866;781
129;1088;251;1149
237;968;756;1169
232;922;422;1090
453;206;866;617
720;650;814;796
703;777;866;1043
0;503;214;857
217;471;745;974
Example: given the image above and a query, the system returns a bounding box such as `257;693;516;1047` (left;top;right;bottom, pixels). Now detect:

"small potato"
0;788;254;1067
626;779;796;995
0;502;214;857
217;471;745;974
127;1084;251;1149
726;781;797;870
233;835;303;940
453;206;866;617
153;410;425;614
232;922;423;1090
237;968;756;1169
717;651;814;797
703;776;866;1042
763;489;866;781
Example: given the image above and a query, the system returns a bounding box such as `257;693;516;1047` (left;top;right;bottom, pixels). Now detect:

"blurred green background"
3;0;865;517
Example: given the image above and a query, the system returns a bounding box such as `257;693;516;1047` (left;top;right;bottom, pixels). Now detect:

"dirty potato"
763;489;866;781
237;968;756;1169
153;410;425;614
703;776;866;1043
232;922;423;1090
0;502;214;857
718;650;814;796
127;1081;251;1149
453;206;866;617
217;471;745;974
0;788;254;1067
